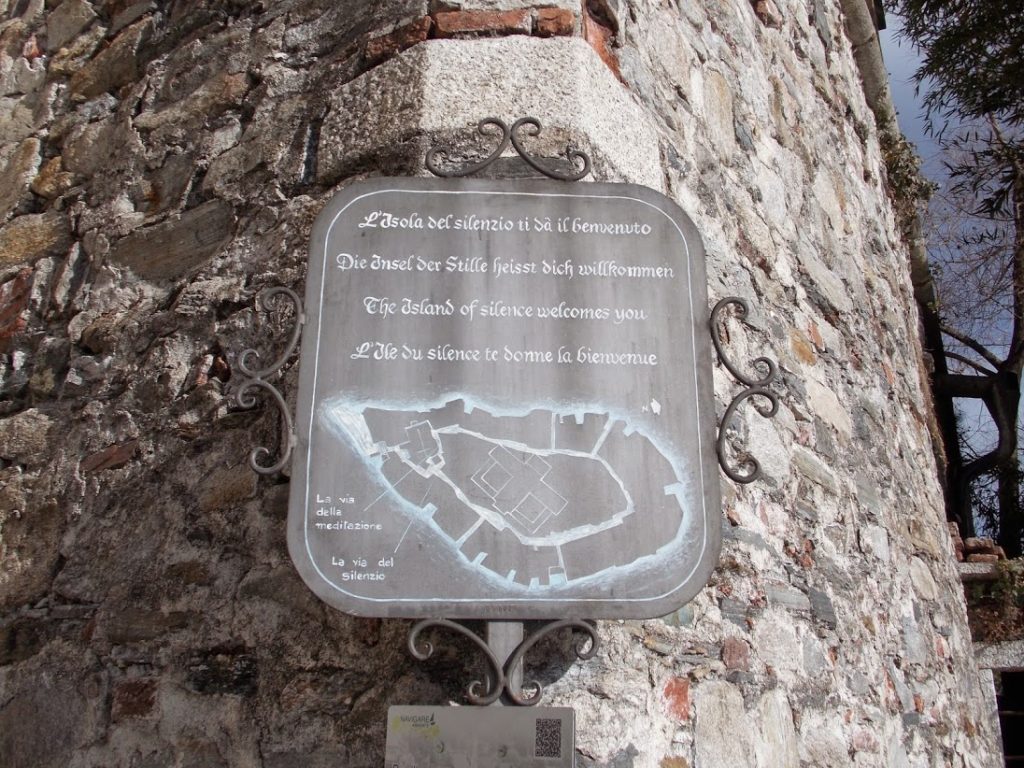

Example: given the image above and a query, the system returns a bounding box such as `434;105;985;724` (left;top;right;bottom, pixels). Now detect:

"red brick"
210;354;230;382
583;9;620;80
790;328;817;365
948;522;965;561
535;8;575;37
22;35;42;60
365;16;432;65
721;637;750;671
964;536;996;554
808;322;824;350
0;268;32;353
112;679;157;721
752;0;783;28
851;729;879;753
663;677;690;722
81;439;139;472
881;361;895;386
967;553;999;564
433;9;531;38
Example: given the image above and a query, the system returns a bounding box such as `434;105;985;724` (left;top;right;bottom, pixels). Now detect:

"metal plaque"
287;177;721;619
384;705;575;767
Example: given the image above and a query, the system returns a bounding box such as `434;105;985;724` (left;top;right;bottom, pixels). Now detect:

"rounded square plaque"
287;177;721;619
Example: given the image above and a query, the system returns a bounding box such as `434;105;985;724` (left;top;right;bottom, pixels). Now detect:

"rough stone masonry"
0;0;1004;766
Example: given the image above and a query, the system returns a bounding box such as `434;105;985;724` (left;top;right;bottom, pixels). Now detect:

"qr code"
535;717;562;759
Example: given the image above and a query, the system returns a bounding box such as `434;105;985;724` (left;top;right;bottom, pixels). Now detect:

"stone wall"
0;0;1004;766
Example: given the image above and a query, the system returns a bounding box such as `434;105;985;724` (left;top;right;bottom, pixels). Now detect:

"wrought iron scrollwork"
234;286;305;475
426;117;510;178
509;117;592;181
408;619;505;705
425;116;591;181
408;619;601;706
504;620;599;706
710;297;780;484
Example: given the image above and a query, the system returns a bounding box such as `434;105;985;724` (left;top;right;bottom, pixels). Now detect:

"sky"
878;15;943;175
878;17;1004;479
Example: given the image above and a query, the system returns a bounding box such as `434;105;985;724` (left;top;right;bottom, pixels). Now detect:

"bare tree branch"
945;351;999;375
940;323;1004;368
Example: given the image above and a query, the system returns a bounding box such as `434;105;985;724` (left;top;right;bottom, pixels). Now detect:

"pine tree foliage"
895;0;1024;132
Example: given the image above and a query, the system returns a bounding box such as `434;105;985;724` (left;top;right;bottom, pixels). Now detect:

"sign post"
231;118;779;722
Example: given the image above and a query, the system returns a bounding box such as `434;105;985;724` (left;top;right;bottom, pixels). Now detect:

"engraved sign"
287;177;721;619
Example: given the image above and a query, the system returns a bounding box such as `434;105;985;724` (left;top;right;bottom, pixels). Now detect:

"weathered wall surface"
0;0;1003;766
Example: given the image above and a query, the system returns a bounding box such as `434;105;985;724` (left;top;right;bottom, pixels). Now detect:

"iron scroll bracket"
710;297;780;483
233;286;305;475
408;618;600;706
425;116;592;181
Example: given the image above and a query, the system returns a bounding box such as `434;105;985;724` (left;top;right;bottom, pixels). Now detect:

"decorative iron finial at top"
426;117;592;181
710;297;780;484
